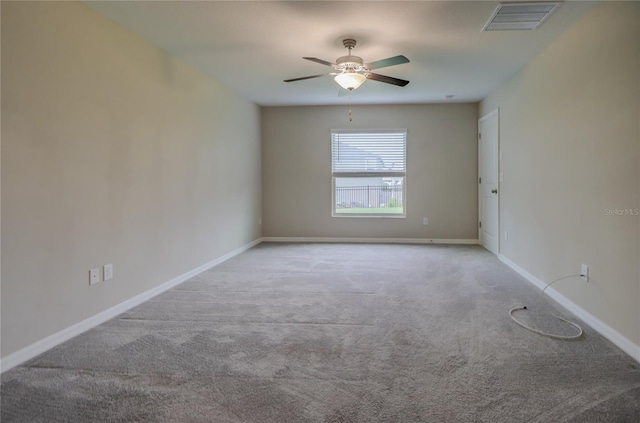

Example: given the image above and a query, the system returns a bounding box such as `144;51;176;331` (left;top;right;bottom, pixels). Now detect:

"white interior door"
479;109;499;255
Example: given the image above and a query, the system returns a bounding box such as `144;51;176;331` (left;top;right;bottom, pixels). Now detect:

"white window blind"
331;129;407;176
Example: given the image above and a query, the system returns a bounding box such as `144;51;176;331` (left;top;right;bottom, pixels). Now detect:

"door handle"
491;189;498;194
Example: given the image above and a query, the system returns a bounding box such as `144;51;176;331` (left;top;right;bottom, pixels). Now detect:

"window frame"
331;129;407;218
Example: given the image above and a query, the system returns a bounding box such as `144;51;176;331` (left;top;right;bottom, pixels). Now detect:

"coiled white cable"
509;274;583;340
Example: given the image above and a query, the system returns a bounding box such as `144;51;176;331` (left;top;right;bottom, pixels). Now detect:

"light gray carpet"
2;243;639;422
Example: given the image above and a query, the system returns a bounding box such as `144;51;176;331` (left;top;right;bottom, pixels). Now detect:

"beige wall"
1;2;261;357
480;2;639;346
262;104;478;239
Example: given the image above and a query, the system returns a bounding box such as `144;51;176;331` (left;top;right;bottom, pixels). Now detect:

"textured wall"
262;104;478;240
480;2;640;347
1;2;262;357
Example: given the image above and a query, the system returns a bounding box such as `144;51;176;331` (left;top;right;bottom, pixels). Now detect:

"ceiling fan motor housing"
336;55;366;72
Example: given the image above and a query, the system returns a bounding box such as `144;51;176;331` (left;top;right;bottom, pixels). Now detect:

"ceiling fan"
284;39;410;91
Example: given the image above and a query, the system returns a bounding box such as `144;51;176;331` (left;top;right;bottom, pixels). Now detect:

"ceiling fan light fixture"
334;72;367;91
285;38;409;90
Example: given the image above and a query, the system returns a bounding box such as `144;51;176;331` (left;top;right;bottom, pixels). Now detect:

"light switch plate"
104;263;113;281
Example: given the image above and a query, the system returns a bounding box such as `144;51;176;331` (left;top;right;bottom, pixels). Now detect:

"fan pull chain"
348;90;353;122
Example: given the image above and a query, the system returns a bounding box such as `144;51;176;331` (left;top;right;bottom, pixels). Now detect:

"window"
331;129;407;217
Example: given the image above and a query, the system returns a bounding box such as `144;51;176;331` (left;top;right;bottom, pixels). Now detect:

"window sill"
332;214;406;219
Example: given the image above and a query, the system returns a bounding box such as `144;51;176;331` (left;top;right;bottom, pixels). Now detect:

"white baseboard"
0;238;262;373
498;254;640;363
262;237;479;245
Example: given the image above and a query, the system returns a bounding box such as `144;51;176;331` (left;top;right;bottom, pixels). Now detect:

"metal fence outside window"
335;185;403;209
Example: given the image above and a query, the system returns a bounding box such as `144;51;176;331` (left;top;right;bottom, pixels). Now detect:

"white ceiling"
85;1;596;106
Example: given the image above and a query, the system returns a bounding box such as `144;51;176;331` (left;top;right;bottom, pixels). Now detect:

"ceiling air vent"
483;2;559;31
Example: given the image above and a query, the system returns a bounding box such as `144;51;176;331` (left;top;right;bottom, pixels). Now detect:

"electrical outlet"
89;268;100;285
423;217;429;225
581;264;589;282
104;263;113;281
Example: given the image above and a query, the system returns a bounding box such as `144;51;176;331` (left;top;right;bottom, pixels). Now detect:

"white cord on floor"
509;274;583;340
